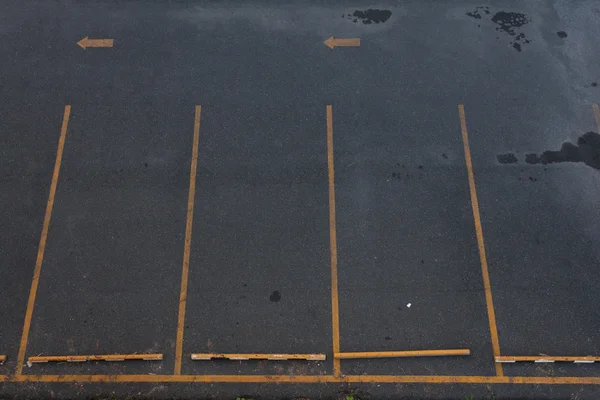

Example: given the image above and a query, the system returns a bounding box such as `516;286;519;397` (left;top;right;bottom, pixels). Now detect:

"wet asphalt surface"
1;0;600;398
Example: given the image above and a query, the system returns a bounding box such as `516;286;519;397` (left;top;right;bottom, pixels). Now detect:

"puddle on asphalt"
466;6;531;51
269;290;281;302
496;132;600;169
497;153;518;164
342;9;392;24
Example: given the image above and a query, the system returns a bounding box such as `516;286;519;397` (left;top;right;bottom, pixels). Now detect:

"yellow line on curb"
16;105;71;376
175;105;202;375
458;105;503;377
326;105;341;377
8;374;600;384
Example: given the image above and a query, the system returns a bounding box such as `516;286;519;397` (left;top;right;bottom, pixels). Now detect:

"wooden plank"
497;356;600;363
335;349;470;359
28;354;162;363
191;353;326;361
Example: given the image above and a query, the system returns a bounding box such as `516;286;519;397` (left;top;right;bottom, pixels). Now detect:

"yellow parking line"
16;105;71;376
9;374;600;384
175;106;202;375
458;105;503;376
326;105;341;377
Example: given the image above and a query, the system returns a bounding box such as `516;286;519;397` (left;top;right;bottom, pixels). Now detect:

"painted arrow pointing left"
77;36;114;49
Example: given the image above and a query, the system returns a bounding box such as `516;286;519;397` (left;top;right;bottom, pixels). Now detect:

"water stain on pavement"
342;9;392;24
466;7;531;51
391;164;425;180
491;11;531;51
466;5;490;19
269;290;281;302
497;153;518;164
557;31;568;38
525;132;600;169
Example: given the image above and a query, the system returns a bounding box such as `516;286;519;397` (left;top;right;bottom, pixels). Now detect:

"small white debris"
406;303;411;308
26;361;33;368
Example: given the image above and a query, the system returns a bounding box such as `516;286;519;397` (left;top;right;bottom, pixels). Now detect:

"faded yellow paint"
324;37;361;49
16;106;71;376
327;105;341;377
77;37;114;49
9;374;600;385
175;106;202;375
458;105;503;377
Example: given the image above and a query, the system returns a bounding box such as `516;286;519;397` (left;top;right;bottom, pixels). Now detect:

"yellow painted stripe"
593;104;600;132
175;106;202;375
191;353;326;361
28;354;163;363
458;105;503;377
16;105;71;376
497;356;600;363
9;374;600;384
0;355;6;363
335;350;470;359
326;105;341;377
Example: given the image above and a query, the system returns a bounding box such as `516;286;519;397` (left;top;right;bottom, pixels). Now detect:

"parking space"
0;102;66;375
332;100;495;376
21;103;194;375
180;103;331;375
465;101;600;377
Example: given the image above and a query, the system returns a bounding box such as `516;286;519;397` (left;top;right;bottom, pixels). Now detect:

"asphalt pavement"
1;0;600;398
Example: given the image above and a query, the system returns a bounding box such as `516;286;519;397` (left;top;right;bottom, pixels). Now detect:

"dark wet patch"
385;336;392;340
557;31;568;38
497;153;518;164
491;12;531;51
441;153;448;159
269;290;281;302
466;6;490;19
592;82;598;87
525;132;600;169
469;8;531;52
491;11;529;35
343;9;392;24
